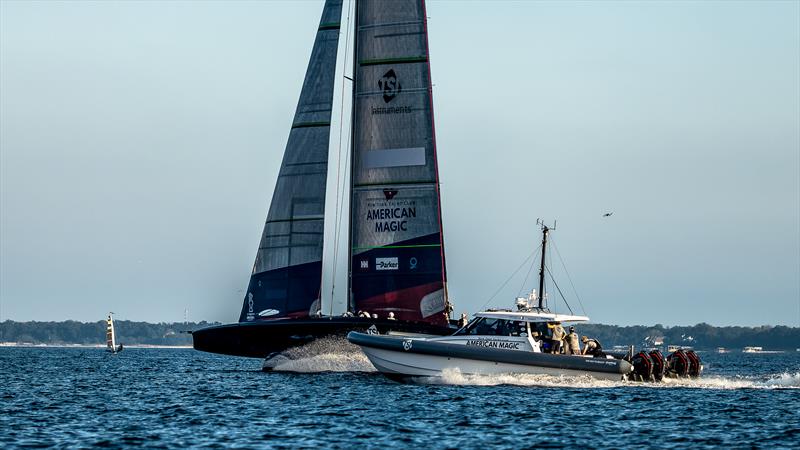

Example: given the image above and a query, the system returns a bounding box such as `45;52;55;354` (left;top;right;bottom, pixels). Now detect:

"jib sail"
349;0;449;326
239;0;343;322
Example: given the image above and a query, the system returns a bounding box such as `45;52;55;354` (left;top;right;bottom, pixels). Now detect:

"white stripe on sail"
363;147;426;169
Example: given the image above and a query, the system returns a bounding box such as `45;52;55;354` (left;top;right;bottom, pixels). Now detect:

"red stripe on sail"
355;281;448;326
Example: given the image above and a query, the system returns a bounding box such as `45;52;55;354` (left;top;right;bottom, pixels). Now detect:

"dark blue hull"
192;318;454;358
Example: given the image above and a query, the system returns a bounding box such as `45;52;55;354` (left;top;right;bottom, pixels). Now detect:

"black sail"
239;0;343;322
349;0;449;326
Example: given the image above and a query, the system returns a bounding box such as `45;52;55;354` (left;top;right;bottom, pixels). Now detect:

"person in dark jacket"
581;336;605;357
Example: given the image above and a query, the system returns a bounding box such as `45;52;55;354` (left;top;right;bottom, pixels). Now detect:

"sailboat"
106;313;123;353
192;0;456;359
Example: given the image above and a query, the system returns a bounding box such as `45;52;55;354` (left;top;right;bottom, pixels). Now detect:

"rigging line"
517;247;540;296
549;236;587;317
329;0;354;316
480;244;541;311
545;264;574;315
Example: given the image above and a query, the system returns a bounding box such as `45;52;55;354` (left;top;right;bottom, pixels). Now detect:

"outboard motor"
648;350;665;382
666;349;690;378
630;351;654;382
685;350;702;378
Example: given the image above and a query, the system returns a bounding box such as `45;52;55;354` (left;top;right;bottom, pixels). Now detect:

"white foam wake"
266;336;377;373
424;369;800;390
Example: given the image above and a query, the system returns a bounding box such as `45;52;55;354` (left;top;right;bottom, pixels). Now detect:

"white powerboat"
348;309;633;381
349;221;702;383
743;346;764;353
349;221;639;381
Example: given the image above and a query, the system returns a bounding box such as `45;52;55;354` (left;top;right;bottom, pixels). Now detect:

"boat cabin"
431;310;590;353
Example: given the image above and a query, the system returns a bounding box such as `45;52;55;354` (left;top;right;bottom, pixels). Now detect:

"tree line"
0;321;220;346
576;323;799;351
1;320;797;350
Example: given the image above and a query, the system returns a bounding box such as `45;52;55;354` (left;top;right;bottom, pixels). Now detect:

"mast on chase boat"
536;218;555;310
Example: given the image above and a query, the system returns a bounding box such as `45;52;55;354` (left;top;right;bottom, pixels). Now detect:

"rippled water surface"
2;342;798;448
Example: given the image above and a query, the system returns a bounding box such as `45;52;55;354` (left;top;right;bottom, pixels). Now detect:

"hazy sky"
1;1;798;326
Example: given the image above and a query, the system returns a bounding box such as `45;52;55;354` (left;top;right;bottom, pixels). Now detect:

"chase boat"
348;221;703;383
348;309;633;381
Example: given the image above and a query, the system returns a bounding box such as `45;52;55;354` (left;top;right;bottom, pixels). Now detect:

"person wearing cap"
548;322;566;354
581;335;604;357
566;326;581;355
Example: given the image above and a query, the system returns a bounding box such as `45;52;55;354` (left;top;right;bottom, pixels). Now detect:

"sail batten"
239;0;343;322
349;0;448;326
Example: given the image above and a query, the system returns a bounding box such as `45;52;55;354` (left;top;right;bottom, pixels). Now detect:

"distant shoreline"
0;343;193;349
2;320;799;351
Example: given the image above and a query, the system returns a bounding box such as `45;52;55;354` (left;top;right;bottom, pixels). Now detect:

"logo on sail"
246;292;255;321
378;69;402;103
383;189;398;200
376;257;399;271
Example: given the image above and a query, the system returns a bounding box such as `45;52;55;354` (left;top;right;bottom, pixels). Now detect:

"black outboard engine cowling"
648;350;665;381
685;350;702;377
667;349;690;378
630;351;654;382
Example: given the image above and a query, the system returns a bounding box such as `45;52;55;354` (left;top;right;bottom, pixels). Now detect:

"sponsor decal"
367;325;379;335
371;69;413;115
466;339;522;350
420;289;445;318
371;105;412;115
402;339;413;351
376;257;399;271
378;69;402;103
360;260;369;269
366;203;416;233
258;309;280;317
246;293;255;321
409;257;418;270
383;189;398;200
586;359;618;366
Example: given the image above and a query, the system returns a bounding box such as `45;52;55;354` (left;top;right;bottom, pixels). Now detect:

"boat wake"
424;369;800;390
265;336;377;373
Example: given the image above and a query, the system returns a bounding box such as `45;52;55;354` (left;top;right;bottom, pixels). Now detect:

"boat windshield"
455;318;527;337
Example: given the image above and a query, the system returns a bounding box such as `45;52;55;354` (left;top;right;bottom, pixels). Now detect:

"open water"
1;340;799;448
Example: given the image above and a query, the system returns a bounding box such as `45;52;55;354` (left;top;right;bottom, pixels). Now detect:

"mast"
346;0;359;315
538;226;548;310
536;219;554;310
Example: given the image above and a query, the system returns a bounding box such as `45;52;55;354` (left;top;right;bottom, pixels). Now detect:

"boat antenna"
535;219;555;310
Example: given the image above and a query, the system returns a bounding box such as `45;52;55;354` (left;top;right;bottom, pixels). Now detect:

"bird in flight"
602;212;613;217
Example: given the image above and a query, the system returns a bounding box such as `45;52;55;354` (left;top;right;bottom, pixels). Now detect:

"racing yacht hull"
192;318;453;358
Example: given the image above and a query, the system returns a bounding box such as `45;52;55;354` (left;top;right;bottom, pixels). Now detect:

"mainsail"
106;314;116;350
239;0;343;322
349;0;449;326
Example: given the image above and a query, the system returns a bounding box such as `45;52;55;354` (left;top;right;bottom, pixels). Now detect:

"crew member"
566;326;581;355
548;322;566;354
458;313;469;328
581;336;605;357
387;312;396;320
